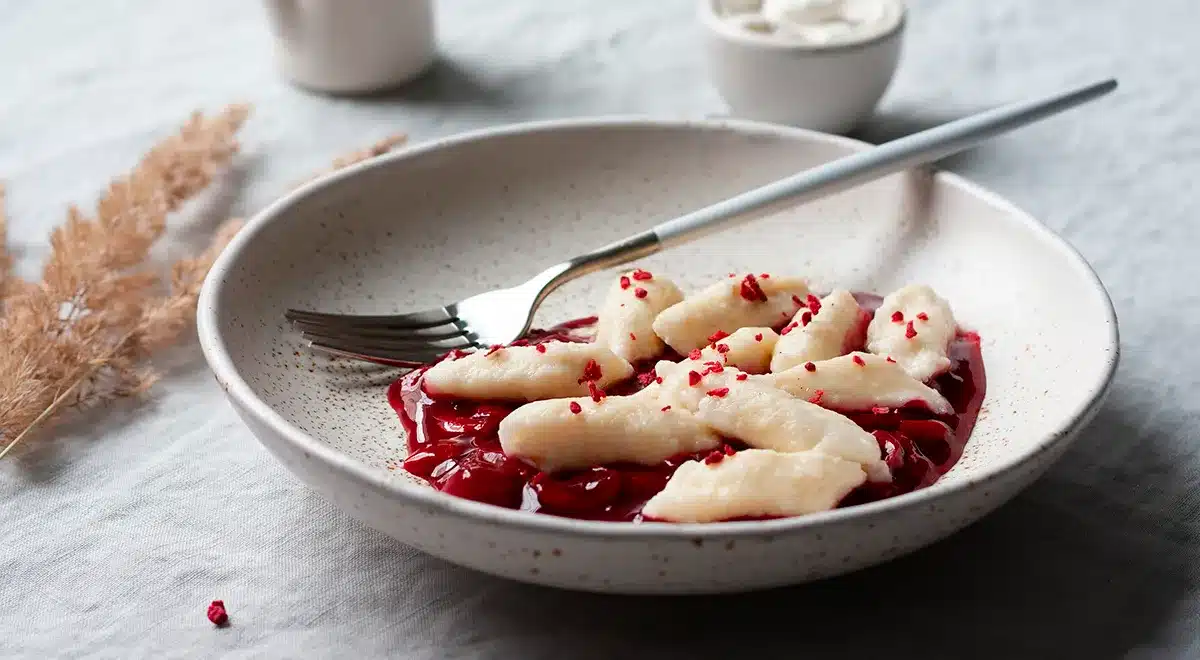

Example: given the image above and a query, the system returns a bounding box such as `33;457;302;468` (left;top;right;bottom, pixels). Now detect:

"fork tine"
291;320;469;342
299;328;474;351
285;305;457;331
307;336;464;366
306;342;451;368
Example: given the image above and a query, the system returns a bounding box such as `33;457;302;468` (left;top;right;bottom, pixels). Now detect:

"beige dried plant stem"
0;106;251;458
0;183;10;298
0;119;407;461
297;134;407;186
0;221;242;460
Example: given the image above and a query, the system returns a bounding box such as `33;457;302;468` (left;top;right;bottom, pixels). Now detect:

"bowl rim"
197;115;1119;540
697;0;907;54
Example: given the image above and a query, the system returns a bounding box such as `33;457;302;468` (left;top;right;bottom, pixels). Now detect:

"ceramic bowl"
699;0;905;134
197;118;1118;594
262;0;435;94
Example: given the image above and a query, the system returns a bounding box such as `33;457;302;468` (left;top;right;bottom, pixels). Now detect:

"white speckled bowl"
197;118;1118;594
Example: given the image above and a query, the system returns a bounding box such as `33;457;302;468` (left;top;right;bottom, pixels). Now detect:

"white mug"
263;0;436;94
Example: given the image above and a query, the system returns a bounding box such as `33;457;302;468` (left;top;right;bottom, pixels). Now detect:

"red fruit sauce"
387;296;986;523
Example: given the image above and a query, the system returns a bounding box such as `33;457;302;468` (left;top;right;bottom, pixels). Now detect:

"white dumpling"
498;394;720;472
423;342;633;402
642;449;866;523
594;269;684;363
694;380;889;481
651;359;744;413
866;285;957;382
757;352;953;415
691;326;779;374
652;274;809;353
771;289;868;372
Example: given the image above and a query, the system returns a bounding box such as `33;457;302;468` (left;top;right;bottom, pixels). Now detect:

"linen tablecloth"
3;0;1197;657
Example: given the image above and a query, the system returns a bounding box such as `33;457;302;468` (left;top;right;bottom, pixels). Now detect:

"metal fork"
286;78;1117;366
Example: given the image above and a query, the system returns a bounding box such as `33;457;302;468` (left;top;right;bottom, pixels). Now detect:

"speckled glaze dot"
197;118;1119;595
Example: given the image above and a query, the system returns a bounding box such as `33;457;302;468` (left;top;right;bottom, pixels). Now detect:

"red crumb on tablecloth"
207;600;229;627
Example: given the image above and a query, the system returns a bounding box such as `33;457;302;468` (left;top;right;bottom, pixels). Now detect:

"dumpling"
594;269;684;363
689;326;780;374
694;379;889;481
771;289;868;372
650;358;744;413
757;352;953;414
652;274;810;353
866;285;957;382
498;394;719;472
642;449;866;523
423;342;633;401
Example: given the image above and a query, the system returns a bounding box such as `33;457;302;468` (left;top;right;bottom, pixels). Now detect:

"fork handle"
540;77;1116;290
651;78;1114;248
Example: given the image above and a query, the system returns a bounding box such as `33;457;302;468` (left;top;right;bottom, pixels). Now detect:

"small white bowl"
699;0;905;134
198;117;1117;594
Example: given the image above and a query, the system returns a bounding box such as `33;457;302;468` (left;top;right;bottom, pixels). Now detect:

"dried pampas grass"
297;134;407;186
326;134;408;173
0;184;12;300
0;105;406;460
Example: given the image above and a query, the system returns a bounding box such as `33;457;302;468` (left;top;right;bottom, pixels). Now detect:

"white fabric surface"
2;0;1198;657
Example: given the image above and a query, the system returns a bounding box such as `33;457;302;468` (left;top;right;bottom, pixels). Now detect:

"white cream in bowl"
700;0;906;133
718;0;904;46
